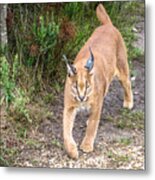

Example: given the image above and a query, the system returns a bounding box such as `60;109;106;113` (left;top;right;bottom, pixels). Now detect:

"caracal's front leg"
80;101;103;152
63;107;78;159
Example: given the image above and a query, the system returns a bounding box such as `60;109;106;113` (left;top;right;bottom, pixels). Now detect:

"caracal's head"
64;48;94;102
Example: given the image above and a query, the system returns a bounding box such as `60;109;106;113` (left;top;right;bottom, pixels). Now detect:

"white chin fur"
76;103;91;114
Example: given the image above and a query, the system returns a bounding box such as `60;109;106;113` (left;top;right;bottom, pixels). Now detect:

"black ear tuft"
62;54;76;77
85;47;94;72
67;64;76;77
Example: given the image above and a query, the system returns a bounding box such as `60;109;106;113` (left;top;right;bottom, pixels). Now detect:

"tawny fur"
63;4;133;159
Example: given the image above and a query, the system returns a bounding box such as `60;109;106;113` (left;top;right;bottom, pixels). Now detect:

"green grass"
31;159;39;166
107;150;130;163
0;155;10;166
51;139;62;148
107;109;144;130
119;138;132;146
115;154;129;163
16;127;27;139
0;147;19;166
43;93;55;104
132;47;144;59
25;139;41;148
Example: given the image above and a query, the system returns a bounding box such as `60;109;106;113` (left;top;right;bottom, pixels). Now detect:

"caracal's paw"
123;100;134;109
80;141;94;153
65;142;79;159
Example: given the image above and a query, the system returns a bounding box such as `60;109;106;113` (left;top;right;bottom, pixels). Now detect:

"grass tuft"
106;109;144;130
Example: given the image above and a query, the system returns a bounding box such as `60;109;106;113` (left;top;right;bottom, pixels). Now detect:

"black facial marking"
74;80;89;102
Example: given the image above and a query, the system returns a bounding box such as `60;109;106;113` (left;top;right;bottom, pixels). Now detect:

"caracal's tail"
96;4;113;25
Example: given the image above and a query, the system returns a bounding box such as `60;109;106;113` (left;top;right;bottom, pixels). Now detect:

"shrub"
0;55;31;122
5;2;144;92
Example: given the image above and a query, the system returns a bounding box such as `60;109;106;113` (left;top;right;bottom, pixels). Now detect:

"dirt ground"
0;18;145;169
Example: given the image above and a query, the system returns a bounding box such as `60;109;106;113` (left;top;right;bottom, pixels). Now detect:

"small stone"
134;91;139;95
132;27;138;33
131;76;136;81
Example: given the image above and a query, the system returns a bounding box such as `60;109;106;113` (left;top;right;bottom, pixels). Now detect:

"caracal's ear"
62;55;76;77
84;47;94;74
67;63;76;77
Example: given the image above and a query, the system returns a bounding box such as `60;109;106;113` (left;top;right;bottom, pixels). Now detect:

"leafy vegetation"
1;2;143;91
3;2;144;92
1;1;144;105
0;56;31;122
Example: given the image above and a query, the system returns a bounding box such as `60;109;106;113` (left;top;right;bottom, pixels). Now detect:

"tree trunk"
0;4;8;48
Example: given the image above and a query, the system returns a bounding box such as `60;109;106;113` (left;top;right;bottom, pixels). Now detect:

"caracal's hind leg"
118;71;133;109
117;34;134;109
